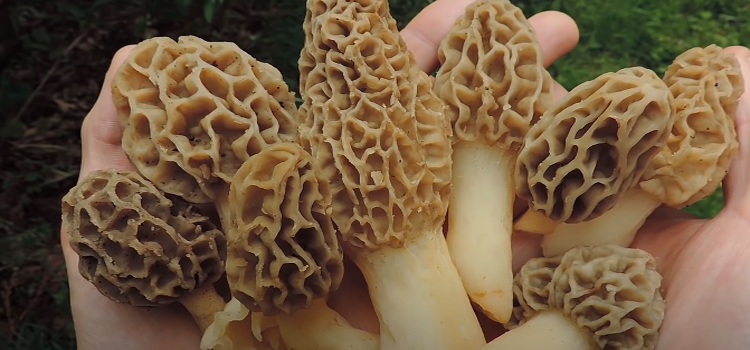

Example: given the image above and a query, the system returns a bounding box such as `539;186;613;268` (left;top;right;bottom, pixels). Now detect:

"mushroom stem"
352;228;486;350
541;188;662;257
179;284;227;333
447;140;514;323
513;209;558;235
487;311;596;349
276;298;379;350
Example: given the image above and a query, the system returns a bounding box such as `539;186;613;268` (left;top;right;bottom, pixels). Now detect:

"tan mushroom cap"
225;142;344;316
639;45;744;207
434;0;554;147
297;0;452;249
61;169;227;306
112;36;298;203
515;67;675;223
507;245;666;350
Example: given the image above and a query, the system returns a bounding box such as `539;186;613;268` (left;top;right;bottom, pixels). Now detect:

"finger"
79;45;136;181
719;46;750;214
401;1;579;73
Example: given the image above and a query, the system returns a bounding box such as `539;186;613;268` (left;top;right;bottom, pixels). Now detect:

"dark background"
1;0;747;348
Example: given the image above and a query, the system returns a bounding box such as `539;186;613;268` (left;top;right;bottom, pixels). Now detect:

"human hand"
627;46;750;349
60;1;580;348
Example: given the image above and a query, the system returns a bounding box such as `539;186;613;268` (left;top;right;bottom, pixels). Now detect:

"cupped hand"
62;1;580;349
629;46;750;349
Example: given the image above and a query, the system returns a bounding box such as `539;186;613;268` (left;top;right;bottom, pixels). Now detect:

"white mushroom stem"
352;229;487;350
200;297;284;350
541;188;662;257
276;298;379;350
447;140;514;323
179;284;227;332
485;311;596;350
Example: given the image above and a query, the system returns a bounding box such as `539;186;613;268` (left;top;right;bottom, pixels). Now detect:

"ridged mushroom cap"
112;36;298;203
61;169;226;306
434;0;555;148
507;245;666;350
225;142;344;316
297;0;452;250
639;45;744;207
515;67;675;223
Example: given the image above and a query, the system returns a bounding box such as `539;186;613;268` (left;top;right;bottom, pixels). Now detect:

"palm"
632;208;750;349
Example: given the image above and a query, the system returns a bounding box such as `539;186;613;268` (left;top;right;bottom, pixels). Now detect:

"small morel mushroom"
297;0;485;349
225;142;378;350
485;245;666;350
111;35;298;204
61;169;227;333
513;67;675;243
432;0;555;323
538;45;744;257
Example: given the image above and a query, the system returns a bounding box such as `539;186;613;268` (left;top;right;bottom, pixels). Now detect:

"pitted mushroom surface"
515;67;674;224
61;168;228;332
485;245;665;350
225;142;344;316
112;36;299;203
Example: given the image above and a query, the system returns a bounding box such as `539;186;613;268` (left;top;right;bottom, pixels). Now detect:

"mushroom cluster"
61;0;745;349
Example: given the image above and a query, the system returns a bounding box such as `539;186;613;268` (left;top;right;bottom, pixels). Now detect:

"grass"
0;0;746;348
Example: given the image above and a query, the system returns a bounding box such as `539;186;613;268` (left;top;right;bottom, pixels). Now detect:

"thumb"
720;46;750;215
78;45;136;182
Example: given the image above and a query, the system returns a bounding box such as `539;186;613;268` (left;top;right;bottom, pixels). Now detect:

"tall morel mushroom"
514;67;675;241
538;45;743;257
486;245;666;350
225;142;378;350
432;0;555;323
297;0;485;348
61;169;228;333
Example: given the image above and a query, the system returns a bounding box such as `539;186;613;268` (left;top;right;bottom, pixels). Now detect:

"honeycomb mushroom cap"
639;45;744;207
225;142;344;316
515;67;675;223
297;0;452;250
507;245;666;350
434;0;554;148
61;169;227;306
112;36;298;203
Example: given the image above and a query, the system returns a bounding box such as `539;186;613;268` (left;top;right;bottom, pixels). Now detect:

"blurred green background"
0;0;746;348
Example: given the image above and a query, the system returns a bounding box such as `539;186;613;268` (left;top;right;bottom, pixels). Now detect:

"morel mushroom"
538;45;743;257
297;0;485;349
111;35;298;207
61;169;227;333
514;67;674;236
432;0;555;323
485;245;666;350
225;142;378;350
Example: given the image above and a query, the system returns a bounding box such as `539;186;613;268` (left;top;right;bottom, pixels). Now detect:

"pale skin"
62;0;750;348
